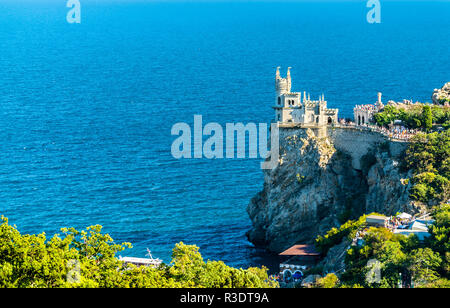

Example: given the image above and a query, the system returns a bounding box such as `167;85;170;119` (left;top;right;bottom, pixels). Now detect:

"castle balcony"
324;109;338;114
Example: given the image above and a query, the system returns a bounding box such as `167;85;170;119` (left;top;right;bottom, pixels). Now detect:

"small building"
393;230;430;241
353;92;384;125
409;221;429;231
366;215;388;227
278;244;321;283
279;244;321;260
393;217;433;241
397;212;412;221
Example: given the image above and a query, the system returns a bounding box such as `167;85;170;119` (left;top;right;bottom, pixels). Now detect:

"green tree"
0;216;278;288
423;105;433;131
407;248;442;284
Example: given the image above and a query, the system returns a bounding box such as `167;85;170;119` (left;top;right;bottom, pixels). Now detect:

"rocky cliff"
247;127;423;253
432;82;450;105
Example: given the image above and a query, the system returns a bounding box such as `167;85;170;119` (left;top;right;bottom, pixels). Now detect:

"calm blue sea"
0;0;449;270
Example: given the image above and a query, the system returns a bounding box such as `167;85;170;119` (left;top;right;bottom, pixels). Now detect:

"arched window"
283;270;293;283
328;117;332;124
293;270;303;281
362;116;365;124
358;115;361;125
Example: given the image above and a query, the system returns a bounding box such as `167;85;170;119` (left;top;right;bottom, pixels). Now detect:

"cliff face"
432;82;450;105
247;127;421;253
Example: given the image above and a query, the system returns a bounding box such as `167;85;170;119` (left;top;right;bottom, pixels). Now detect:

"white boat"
119;249;162;267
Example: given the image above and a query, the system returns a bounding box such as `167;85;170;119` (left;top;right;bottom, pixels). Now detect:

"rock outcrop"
247;127;422;253
319;240;350;273
432;82;450;105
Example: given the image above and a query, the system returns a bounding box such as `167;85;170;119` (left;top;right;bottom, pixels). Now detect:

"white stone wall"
282;108;293;123
291;107;305;123
327;128;409;170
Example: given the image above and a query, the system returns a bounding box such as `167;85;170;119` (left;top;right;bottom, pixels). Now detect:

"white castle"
273;67;338;125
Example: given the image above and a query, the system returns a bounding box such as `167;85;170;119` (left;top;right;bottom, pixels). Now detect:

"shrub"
315;215;367;254
315;273;339;288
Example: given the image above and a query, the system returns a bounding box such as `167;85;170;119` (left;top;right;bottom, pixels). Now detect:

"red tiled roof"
279;244;320;256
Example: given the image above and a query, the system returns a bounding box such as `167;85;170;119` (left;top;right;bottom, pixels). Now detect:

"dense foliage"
373;105;450;129
315;215;367;254
405;130;450;205
0;216;277;288
314;204;450;288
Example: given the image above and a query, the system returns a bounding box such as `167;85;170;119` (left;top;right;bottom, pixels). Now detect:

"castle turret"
376;92;384;111
275;67;289;98
286;67;292;93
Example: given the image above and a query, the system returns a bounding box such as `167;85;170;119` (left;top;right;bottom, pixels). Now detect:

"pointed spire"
276;66;281;79
286;67;292;92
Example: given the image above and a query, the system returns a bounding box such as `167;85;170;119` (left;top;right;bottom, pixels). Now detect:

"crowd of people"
337;119;420;141
352;213;417;246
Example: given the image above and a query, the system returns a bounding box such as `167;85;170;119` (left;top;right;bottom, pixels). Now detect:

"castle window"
278;97;281;105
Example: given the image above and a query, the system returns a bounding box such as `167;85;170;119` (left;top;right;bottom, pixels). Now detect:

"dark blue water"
0;1;449;270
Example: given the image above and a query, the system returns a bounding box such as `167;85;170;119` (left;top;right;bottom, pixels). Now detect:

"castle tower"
286;67;292;93
376;92;384;111
275;66;289;96
275;66;281;80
